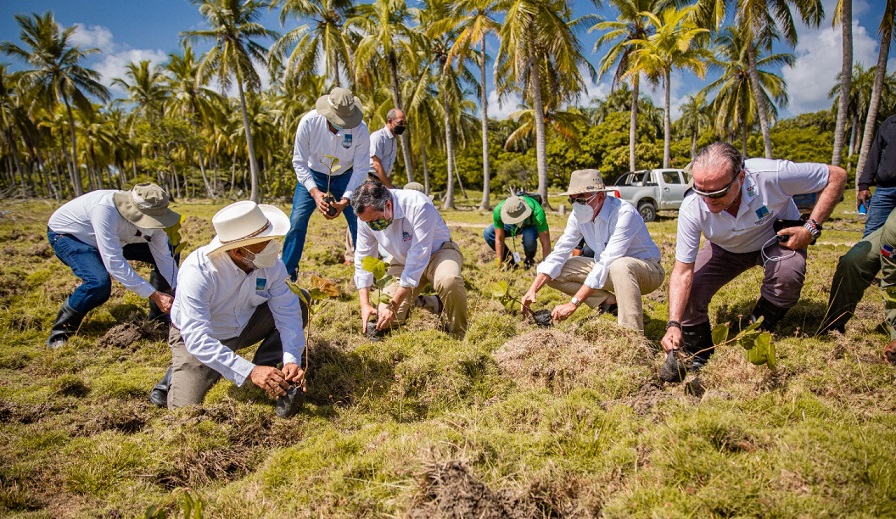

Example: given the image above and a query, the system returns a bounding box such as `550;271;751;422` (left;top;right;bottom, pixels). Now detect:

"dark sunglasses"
693;172;740;199
568;193;599;205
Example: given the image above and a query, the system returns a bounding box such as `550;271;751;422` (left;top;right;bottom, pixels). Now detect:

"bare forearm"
667;261;694;322
358;287;372;307
810;166;847;224
539;232;551;259
527;273;551;295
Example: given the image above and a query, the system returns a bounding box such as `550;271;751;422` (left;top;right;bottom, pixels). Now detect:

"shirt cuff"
354;270;374;290
135;281;157;299
536;261;562;280
232;356;257;387
399;274;420;289
342;189;353;200
302;178;318;193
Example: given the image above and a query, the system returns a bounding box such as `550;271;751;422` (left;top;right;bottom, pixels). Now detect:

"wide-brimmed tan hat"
315;87;363;129
500;195;532;225
558;169;611;196
112;183;180;229
207;201;290;255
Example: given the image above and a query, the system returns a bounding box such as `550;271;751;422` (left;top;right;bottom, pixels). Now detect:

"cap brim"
207;204;290;255
501;207;532;225
315;95;363;129
112;191;181;229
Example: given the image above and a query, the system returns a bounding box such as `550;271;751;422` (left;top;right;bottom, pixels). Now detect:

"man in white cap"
368;108;406;188
521;169;665;332
483;194;551;269
46;183;180;348
351;181;468;338
283;87;371;280
154;201;307;414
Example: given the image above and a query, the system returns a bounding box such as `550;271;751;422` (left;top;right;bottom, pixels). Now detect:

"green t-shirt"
493;196;549;235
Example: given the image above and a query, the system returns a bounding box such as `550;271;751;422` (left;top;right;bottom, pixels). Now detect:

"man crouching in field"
150;201;307;416
351;181;468;338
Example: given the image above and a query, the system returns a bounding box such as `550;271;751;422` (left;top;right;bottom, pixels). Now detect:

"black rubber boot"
749;296;790;331
149;366;172;407
682;321;715;370
47;301;86;348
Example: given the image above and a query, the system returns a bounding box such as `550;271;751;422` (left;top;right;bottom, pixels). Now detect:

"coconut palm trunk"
832;0;852;167
443;107;456;209
629;76;639;172
663;69;671;168
388;51;415;184
856;22;892;177
236;76;261;203
746;45;773;158
479;39;491;210
63;100;83;196
528;42;549;208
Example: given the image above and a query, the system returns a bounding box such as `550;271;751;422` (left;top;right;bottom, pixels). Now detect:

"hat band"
220;221;271;245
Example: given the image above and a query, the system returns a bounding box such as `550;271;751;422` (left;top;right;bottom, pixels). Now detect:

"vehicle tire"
638;201;657;222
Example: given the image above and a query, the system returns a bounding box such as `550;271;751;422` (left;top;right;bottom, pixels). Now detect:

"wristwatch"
570;296;582;307
803;219;822;244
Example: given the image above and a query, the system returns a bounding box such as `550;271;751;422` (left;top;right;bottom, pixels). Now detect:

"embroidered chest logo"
747;184;757;197
402;231;412;242
342;132;353;149
754;205;773;225
256;278;267;291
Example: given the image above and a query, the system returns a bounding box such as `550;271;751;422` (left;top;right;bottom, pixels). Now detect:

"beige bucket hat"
558;169;611;196
112;183;180;229
207;201;290;255
315;87;363;129
500;195;532;225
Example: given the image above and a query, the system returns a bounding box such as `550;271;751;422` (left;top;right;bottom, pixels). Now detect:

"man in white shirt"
521;169;665;332
368;108;406;188
158;201;307;413
661;142;846;374
283;87;370;280
46;183;180;348
351;181;468;337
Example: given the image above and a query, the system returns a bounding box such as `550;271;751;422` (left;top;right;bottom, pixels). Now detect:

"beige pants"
380;242;468;337
547;256;665;331
344;228;354;264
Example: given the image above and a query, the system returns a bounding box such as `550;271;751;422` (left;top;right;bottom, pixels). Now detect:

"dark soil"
658;351;687;383
885;342;896;366
532;309;552;328
366;320;388;341
98;320;167;348
405;460;536;519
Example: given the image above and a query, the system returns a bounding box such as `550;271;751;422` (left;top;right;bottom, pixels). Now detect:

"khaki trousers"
547;256;665;331
380;242;468;337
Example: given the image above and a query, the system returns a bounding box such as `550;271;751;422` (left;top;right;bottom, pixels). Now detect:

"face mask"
572;202;595;222
135;226;156;241
331;121;343;132
393;124;406;135
243;241;280;269
368;204;393;231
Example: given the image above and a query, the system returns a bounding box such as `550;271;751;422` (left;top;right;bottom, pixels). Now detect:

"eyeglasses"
568;193;598;205
693;172;740;199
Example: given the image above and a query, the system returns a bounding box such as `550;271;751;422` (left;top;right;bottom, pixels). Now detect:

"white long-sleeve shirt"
292;111;370;201
171;245;305;387
47;190;178;297
537;195;661;290
353;189;451;290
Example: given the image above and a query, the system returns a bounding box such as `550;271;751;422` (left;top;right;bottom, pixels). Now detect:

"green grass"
1;193;895;517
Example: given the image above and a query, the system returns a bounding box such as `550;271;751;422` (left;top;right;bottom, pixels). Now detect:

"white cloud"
95;49;169;94
781;21;879;115
69;24;115;54
487;89;523;120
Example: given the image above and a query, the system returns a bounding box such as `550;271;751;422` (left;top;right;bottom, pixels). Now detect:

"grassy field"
1;192;895;518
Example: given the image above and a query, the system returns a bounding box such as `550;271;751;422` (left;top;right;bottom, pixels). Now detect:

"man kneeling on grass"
521;169;665;332
149;201;308;417
351;181;468;338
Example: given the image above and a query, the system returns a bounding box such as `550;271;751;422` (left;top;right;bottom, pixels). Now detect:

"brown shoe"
884;340;896;366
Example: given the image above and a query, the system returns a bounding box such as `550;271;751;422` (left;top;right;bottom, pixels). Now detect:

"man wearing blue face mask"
351;181;468;338
521;169;665;333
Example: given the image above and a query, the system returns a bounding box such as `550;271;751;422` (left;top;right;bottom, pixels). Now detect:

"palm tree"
112;60;169;124
181;0;278;203
272;0;356;88
591;0;670;172
349;0;419;182
447;0;501;209
856;0;896;178
831;0;852;167
496;0;594;207
1;12;110;197
625;5;709;168
676;93;710;160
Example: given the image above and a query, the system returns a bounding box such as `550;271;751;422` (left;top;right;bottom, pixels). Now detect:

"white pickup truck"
608;169;689;222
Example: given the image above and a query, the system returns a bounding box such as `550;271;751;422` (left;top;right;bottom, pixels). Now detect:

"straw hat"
500;195;532;225
315;87;363;129
558;169;611;196
112;183;180;229
207;201;290;255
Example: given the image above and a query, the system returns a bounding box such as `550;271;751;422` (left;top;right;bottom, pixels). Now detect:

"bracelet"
666;320;682;330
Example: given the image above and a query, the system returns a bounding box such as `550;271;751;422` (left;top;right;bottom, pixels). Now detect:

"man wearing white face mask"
46;183;180;348
152;201;308;414
521;169;665;332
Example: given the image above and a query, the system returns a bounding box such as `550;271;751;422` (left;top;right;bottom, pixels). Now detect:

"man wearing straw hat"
45;183;180;348
153;201;307;412
283;87;370;280
521;169;665;332
483;194;551;270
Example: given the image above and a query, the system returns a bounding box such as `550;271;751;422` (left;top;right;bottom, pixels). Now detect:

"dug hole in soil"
98;319;167;348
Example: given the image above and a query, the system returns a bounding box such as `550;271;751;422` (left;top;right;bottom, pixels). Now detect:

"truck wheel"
638;202;657;222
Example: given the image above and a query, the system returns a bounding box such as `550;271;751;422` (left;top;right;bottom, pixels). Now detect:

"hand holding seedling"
149;291;174;313
360;302;377;333
250;365;290;398
282;362;307;392
661;326;682;352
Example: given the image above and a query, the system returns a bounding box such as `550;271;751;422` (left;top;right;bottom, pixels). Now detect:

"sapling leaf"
323;154;341;174
164;214;187;255
767;336;777;369
361;256;387;280
490;281;509;298
711;323;729;345
742;315;764;334
309;288;327;301
310;274;341;297
746;332;772;365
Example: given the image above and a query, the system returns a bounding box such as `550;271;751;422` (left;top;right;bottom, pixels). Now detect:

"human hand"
777;225;812;250
282;362;307;391
360;303;377;333
149;291;174;313
249;365;290;398
376;304;395;330
857;189;872;209
661;327;682;353
520;290;537;317
324;198;349;220
551;302;577;322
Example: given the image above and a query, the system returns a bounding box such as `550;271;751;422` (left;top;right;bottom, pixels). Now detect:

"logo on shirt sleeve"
403;231;412;242
883;245;894;259
256;278;267;291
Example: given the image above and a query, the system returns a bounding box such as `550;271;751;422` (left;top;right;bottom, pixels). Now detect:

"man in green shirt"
483;195;551;268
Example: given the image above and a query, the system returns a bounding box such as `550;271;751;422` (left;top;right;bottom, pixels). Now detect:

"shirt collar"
384;125;395;139
390;190;405;221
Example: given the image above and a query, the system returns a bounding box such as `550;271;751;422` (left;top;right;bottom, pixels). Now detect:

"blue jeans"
47;229;168;315
864;185;896;237
483;224;538;261
282;170;357;280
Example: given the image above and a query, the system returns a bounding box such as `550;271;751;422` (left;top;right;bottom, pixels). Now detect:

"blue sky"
0;0;889;120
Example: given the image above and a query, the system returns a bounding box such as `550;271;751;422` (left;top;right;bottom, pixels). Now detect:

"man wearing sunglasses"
661;142;846;375
521;169;665;332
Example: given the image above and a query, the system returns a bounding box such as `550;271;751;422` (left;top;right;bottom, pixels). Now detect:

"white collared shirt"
353;189;451;289
292;110;370;200
171;245;305;387
675;158;830;263
369;126;397;175
537;195;661;290
47;190;178;298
